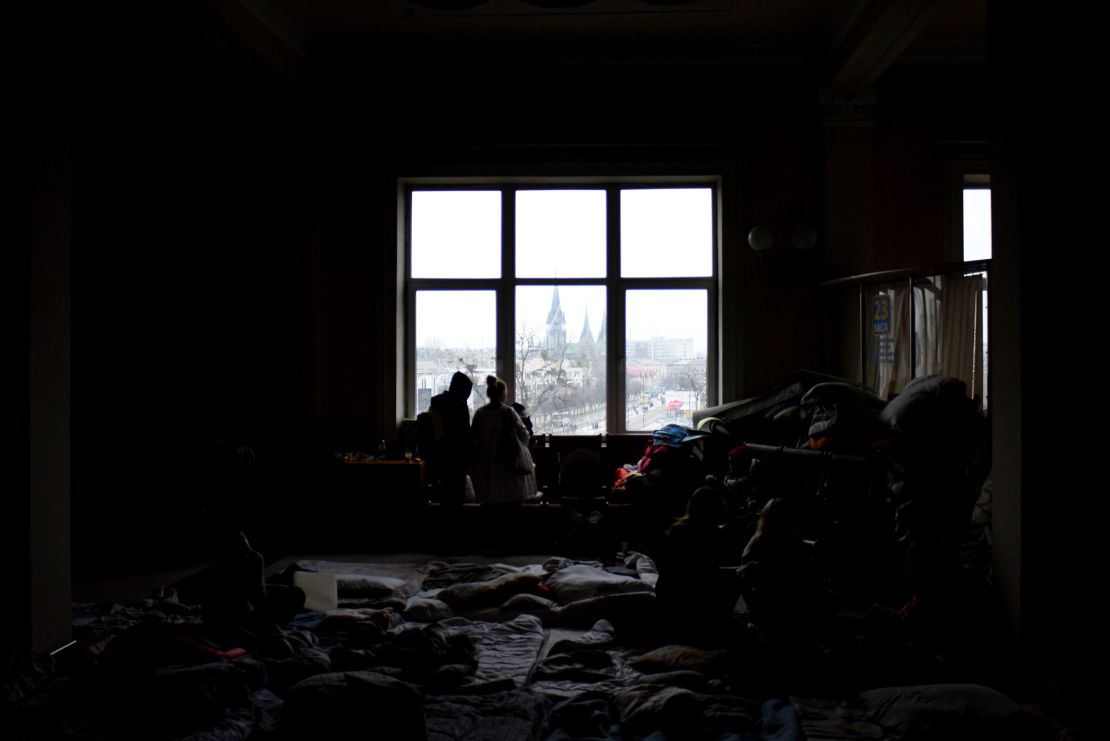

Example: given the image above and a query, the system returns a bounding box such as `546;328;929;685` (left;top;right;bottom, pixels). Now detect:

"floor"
71;551;560;603
72;561;216;603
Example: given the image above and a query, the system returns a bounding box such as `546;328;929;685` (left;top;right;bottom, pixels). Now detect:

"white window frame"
402;177;720;434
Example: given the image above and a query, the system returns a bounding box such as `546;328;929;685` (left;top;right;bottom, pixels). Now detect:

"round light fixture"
748;226;775;253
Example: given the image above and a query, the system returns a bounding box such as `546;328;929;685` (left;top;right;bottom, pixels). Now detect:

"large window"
406;182;718;434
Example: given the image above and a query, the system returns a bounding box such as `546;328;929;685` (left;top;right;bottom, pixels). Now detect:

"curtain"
938;273;986;399
865;272;986;402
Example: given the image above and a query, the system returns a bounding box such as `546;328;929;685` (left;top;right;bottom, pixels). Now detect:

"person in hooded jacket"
428;371;474;507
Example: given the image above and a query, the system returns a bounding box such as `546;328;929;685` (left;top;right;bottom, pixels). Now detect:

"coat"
471;403;536;503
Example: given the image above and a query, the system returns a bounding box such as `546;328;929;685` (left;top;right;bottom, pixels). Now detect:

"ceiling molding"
828;0;941;87
206;0;306;79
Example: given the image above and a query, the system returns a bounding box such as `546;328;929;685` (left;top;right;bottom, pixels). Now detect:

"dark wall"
66;4;318;574
989;2;1103;683
875;64;991;271
50;8;989;574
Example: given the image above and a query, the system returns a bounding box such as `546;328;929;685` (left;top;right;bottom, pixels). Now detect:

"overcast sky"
963;189;992;261
412;188;712;354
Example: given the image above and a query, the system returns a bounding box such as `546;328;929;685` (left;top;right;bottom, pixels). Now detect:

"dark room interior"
15;1;1105;738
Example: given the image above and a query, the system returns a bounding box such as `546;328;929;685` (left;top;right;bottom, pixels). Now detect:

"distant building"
544;286;567;354
651;336;694;362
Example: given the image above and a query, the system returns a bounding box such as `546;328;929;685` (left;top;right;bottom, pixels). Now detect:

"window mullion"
707;278;719;409
405;281;415;419
408;279;502;291
499;188;516;399
404;187;415;418
709;183;719;408
605;186;623;433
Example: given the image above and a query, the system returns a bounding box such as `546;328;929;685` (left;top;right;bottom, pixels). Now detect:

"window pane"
411;191;501;278
962;188;991;261
516;285;606;434
516;190;606;278
415;290;495;417
621;188;713;277
625;290;707;431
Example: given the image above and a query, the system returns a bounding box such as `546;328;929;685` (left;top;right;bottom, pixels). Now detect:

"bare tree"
515;331;541;408
673;362;708;410
516;331;578;427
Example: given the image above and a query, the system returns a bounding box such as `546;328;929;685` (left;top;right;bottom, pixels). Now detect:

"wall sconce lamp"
747;224;818;278
748;225;817;253
790;225;817;251
747;226;775;253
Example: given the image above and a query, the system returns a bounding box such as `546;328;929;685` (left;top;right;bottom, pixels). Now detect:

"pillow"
800;382;884;439
405;597;454;622
541;564;653;604
293;571;338;612
623;552;659;588
335;574;406;599
546;591;656;629
499;593;555;613
283;671;425;740
437;571;541;609
859;683;1051;741
319;608;395;632
879;375;969;436
627;645;730;675
612;685;704;735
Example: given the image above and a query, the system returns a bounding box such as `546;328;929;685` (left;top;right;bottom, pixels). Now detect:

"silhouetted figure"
511;401;534;440
428;371;474;506
655;487;740;644
201;531;303;655
471;376;536;504
887;499;970;653
740;498;829;636
558;448;609;558
559;448;605;497
197;431;256;556
472;376;535;552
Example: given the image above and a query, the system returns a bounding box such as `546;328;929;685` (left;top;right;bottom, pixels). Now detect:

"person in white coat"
471;375;537;504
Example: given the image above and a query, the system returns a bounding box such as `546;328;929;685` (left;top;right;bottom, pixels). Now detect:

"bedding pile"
2;554;1058;741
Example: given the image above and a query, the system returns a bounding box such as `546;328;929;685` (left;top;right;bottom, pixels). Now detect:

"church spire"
544;285;566;352
579;312;594;344
546;285;565;325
